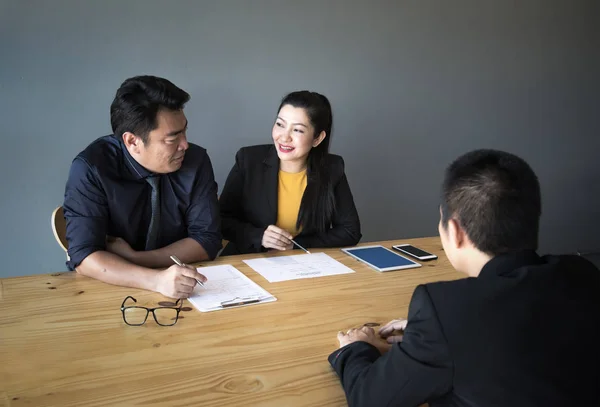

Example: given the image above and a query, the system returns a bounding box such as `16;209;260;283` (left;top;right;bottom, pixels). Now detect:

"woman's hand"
262;225;294;251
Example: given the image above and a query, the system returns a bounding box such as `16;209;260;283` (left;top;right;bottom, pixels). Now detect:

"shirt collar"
479;250;543;278
116;135;153;180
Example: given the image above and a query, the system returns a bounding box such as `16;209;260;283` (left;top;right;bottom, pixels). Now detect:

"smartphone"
392;244;438;261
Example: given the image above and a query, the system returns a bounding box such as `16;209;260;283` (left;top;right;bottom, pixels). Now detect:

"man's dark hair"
441;149;541;255
110;75;190;144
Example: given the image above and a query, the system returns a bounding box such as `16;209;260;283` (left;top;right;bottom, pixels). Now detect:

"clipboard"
187;264;277;312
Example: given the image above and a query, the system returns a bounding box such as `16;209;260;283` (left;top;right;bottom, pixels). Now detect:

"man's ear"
122;132;143;154
447;218;466;249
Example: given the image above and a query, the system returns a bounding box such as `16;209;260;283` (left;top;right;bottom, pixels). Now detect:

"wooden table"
0;237;462;407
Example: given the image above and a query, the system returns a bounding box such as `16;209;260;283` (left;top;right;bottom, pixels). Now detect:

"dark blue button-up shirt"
63;135;222;270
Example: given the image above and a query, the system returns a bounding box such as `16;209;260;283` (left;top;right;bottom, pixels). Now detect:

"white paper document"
243;252;355;283
187;265;276;312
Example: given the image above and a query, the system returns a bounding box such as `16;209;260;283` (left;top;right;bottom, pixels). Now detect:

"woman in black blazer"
219;91;361;256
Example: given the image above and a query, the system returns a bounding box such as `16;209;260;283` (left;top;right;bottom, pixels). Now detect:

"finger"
195;272;208;283
263;229;276;240
176;291;191;299
392;319;408;330
266;232;291;246
265;235;285;246
180;267;202;280
379;319;407;335
177;280;196;294
386;335;404;344
279;231;294;241
180;266;208;283
278;227;294;240
267;224;287;235
384;322;407;334
380;319;402;330
262;230;277;247
266;226;286;235
337;331;345;340
267;225;293;241
264;237;288;251
177;274;197;288
360;326;374;335
274;232;293;245
262;240;278;250
379;323;394;336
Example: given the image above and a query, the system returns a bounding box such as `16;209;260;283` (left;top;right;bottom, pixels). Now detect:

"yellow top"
276;169;307;236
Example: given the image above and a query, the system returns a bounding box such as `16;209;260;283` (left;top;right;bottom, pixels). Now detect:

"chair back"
51;206;68;252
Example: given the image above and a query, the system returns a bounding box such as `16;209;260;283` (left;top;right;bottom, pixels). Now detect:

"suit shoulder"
545;254;599;272
179;143;213;175
76;135;120;169
423;278;474;301
237;144;272;156
325;153;344;165
323;153;346;178
542;254;600;286
186;142;207;154
184;143;209;161
234;144;274;164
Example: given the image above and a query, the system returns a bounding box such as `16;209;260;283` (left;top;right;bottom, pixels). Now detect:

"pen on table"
220;298;262;308
169;255;205;288
290;239;311;254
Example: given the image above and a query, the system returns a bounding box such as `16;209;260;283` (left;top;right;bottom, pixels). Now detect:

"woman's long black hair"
277;91;335;234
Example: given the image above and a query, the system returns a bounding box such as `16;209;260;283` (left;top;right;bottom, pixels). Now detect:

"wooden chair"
51;203;228;258
51;206;68;253
217;194;229;257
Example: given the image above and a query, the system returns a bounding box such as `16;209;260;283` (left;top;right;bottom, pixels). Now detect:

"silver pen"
220;297;262;308
170;255;205;288
290;239;311;254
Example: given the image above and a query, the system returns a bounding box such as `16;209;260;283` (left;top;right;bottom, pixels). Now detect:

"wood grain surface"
0;237;462;406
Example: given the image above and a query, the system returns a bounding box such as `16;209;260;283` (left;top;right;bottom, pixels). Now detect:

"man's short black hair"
441;149;542;255
110;75;190;144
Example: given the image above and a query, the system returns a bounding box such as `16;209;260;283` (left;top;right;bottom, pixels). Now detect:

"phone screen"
396;245;433;257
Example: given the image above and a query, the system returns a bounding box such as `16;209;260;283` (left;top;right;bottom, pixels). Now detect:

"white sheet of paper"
243;252;355;283
187;265;276;312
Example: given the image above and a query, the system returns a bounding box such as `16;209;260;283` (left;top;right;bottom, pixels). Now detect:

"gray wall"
1;0;598;278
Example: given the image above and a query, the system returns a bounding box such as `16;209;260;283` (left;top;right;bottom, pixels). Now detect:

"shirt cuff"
189;234;222;260
328;341;380;371
66;245;103;270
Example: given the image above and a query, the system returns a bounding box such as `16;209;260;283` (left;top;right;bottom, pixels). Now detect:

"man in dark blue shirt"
63;75;221;298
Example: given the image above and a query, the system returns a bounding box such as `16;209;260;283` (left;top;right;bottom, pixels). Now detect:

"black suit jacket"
329;251;600;407
219;144;361;255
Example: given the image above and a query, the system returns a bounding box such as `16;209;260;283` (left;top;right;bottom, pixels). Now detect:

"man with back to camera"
329;149;600;406
63;75;222;298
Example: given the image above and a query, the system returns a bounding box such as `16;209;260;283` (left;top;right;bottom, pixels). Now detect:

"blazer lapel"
263;146;279;224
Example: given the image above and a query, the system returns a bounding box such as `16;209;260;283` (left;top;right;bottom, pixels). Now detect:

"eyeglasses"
120;296;183;326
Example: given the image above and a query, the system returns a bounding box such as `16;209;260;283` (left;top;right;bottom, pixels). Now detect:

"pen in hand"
170;255;205;289
290;239;311;254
